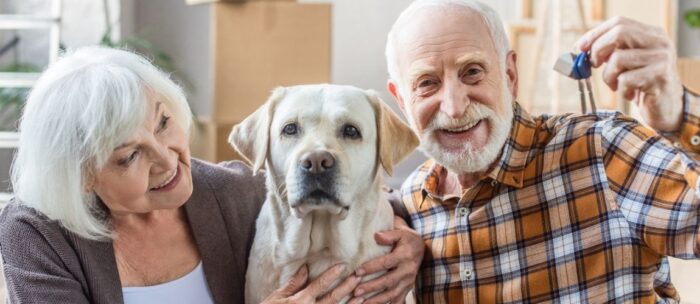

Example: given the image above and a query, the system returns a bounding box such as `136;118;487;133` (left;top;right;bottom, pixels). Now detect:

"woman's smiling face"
91;94;193;216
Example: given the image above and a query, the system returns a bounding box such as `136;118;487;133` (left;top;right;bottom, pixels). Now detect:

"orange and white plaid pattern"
401;90;700;303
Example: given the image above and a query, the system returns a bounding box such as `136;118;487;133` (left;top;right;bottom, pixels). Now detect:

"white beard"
408;81;514;174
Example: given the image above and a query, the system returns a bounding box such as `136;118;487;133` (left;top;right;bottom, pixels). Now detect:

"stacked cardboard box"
188;1;331;162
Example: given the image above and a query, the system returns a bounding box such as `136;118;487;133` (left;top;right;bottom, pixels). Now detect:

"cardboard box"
186;0;293;6
190;118;243;163
190;2;331;162
211;2;331;122
678;58;700;95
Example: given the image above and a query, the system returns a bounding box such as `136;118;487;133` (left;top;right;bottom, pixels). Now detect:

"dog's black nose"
301;151;335;174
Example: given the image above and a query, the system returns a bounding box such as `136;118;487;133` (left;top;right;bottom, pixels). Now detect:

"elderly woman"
0;47;422;304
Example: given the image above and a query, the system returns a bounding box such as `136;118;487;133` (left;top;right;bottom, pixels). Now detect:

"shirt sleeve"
601;112;700;259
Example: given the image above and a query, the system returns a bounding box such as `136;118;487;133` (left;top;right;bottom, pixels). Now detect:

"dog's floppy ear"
366;90;419;175
228;87;285;173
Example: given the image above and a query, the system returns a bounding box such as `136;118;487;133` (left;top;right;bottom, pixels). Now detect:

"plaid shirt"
401;89;700;303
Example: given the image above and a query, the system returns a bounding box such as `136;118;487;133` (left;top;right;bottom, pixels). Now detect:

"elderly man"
382;0;699;303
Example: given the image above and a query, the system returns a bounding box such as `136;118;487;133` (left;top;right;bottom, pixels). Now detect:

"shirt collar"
419;102;539;200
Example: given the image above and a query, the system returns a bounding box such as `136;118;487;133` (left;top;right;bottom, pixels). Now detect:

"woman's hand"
262;264;362;304
349;216;424;304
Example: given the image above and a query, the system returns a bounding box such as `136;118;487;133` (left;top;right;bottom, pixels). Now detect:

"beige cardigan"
0;159;266;304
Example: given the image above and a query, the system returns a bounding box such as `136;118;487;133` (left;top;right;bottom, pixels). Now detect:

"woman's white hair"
385;0;510;88
11;46;192;240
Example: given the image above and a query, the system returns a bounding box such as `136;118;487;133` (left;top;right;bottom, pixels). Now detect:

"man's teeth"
445;120;481;132
152;169;177;190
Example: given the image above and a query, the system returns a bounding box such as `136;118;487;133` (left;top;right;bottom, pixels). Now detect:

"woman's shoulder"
0;199;75;266
0;200;61;238
191;158;266;194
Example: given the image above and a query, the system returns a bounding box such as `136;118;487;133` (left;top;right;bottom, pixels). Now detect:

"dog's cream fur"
229;84;418;304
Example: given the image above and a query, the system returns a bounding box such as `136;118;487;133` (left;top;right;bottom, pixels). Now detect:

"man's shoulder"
535;110;642;144
399;159;433;200
538;110;634;131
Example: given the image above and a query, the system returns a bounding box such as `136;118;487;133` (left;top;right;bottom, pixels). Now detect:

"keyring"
554;51;597;114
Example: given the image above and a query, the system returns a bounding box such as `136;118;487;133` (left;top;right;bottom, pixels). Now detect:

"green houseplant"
685;9;700;29
0;63;39;130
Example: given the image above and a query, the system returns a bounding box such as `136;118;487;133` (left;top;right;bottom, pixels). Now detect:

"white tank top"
122;261;214;304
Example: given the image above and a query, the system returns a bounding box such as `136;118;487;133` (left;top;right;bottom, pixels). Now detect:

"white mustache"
425;104;493;132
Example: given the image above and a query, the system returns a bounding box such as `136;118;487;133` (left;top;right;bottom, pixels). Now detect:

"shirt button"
691;135;700;146
462;268;473;279
674;141;682;149
457;207;468;216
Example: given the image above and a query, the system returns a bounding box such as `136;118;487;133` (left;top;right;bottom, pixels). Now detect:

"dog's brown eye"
282;123;298;136
342;124;361;139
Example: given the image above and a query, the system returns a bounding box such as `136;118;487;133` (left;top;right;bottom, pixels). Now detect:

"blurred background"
1;0;700;302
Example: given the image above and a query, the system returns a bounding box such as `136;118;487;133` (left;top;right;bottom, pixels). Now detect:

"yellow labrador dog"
229;84;418;303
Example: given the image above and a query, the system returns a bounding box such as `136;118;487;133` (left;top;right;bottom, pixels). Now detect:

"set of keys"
554;52;597;113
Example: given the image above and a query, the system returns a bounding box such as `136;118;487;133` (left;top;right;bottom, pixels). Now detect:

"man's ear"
387;80;405;113
505;50;518;100
366;90;419;176
228;87;285;173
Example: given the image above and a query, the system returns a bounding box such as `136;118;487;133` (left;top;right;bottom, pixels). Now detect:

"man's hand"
262;264;362;304
576;16;684;132
349;216;424;304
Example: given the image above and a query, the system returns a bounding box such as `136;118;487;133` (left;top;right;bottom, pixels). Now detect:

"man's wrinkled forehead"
394;5;492;45
394;6;497;75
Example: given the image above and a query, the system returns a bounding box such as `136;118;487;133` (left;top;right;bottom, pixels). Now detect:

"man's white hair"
385;0;510;87
11;46;192;240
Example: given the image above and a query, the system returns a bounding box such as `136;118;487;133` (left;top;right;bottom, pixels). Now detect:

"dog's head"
229;84;418;219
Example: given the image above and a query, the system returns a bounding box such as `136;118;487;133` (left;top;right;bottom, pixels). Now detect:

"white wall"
130;0;211;117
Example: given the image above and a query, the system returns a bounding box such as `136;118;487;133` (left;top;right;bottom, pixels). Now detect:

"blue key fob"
572;52;591;80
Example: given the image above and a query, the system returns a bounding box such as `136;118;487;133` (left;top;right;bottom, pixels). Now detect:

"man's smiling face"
388;5;517;174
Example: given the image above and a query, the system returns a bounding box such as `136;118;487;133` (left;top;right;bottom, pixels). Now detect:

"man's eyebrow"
408;63;437;84
455;52;489;67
